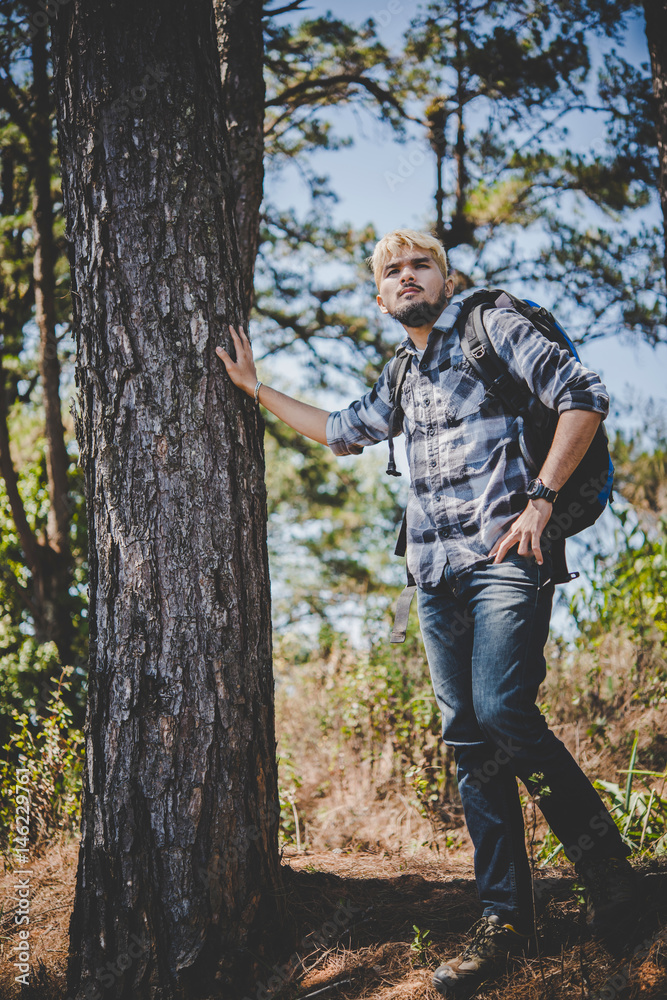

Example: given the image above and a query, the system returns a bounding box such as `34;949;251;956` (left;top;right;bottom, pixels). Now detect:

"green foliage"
277;748;305;847
569;423;667;708
0;666;84;855
0;22;86;741
316;623;453;823
0;440;88;746
570;511;667;706
265;410;406;632
610;418;667;521
264;13;407;163
594;773;667;856
410;924;433;966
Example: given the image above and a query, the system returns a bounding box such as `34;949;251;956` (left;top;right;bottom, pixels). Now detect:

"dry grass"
274;632;667;862
0;833;78;998
2;626;666;997
2;836;666;1000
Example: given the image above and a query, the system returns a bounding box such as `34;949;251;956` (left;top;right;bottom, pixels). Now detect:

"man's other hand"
489;498;552;565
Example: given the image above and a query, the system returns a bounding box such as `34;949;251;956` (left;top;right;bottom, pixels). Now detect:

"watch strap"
527;477;558;503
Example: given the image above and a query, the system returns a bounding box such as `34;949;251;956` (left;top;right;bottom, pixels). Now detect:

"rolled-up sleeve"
326;361;395;456
485;308;610;419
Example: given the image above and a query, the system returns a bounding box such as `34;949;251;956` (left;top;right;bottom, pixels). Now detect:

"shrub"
0;665;83;857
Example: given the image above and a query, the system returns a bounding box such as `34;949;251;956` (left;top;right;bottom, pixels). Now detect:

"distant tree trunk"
51;1;282;997
29;14;76;660
30;6;72;556
213;0;266;310
644;0;667;285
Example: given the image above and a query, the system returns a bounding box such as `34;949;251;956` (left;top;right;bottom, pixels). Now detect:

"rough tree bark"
213;0;265;312
644;0;667;286
50;1;282;997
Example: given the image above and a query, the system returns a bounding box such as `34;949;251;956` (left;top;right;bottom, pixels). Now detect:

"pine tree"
50;1;281;995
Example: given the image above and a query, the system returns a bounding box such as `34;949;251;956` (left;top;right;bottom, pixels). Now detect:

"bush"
0;665;83;857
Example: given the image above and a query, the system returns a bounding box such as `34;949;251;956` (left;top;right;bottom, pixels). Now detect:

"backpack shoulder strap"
390;577;417;643
458;299;532;418
386;346;413;477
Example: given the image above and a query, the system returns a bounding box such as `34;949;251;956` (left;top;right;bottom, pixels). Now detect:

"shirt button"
428;426;435;436
424;399;430;406
430;459;437;468
420;362;428;371
441;529;451;538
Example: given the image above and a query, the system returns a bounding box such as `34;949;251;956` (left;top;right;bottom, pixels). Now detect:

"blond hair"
367;229;449;289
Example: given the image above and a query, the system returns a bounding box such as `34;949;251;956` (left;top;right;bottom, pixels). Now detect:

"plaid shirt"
326;299;610;586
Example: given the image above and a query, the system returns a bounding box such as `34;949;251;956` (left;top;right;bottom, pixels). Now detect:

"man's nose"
400;268;417;283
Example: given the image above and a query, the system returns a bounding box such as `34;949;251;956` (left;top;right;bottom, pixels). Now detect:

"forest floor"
1;836;667;1000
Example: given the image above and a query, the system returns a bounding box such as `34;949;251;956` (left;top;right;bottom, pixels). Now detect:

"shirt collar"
400;298;464;356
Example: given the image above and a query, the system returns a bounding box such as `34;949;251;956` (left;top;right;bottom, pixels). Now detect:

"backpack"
387;288;614;643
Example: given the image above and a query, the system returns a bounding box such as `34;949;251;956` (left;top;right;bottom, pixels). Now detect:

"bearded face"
389;281;451;327
376;252;453;336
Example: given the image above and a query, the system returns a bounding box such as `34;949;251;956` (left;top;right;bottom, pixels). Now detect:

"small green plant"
0;666;84;856
277;750;304;848
410;924;432;966
592;733;667;854
539;741;667;863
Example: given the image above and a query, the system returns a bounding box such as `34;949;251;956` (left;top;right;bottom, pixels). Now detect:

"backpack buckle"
471;346;486;360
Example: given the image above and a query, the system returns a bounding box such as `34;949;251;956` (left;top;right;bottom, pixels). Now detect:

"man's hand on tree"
215;325;331;445
489;498;552;565
216;325;257;397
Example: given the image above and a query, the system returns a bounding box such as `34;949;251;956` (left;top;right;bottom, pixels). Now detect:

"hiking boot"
432;914;528;998
574;856;639;939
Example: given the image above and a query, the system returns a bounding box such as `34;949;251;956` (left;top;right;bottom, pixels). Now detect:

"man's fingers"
493;533;517;563
228;324;248;346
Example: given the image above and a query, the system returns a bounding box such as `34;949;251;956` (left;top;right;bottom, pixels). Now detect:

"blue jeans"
418;550;628;932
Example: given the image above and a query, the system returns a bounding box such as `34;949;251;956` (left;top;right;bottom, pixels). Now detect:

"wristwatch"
526;477;559;504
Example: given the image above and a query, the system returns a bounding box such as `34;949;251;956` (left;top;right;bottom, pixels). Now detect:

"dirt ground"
1;837;667;1000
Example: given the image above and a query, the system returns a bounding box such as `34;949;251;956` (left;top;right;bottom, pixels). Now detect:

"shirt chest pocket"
436;362;487;423
401;359;490;428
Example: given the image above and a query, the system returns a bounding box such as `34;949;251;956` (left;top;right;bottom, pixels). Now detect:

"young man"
216;229;637;998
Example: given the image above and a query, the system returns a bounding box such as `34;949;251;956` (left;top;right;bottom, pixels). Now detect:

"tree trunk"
50;2;282;997
644;0;667;286
30;1;72;556
213;0;266;311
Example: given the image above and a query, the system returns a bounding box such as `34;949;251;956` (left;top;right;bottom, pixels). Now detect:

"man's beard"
390;284;450;327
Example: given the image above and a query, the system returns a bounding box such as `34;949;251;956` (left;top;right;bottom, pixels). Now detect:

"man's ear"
376;293;389;315
445;276;455;298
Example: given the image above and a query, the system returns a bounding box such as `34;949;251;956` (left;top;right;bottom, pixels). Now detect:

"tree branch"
0;72;35;143
263;0;310;16
267;73;420;123
0;356;41;573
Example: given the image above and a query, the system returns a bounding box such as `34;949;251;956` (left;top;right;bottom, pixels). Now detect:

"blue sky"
266;3;667;420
